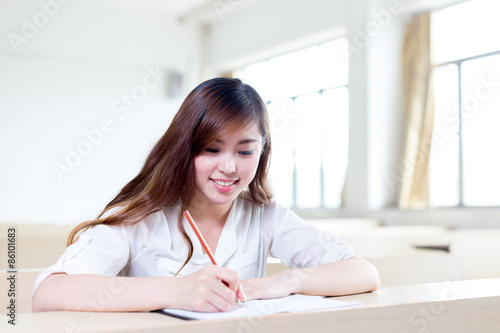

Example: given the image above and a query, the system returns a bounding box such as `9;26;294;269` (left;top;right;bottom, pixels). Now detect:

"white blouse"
33;197;354;293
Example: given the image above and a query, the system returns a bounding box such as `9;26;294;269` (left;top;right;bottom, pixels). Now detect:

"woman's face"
193;123;263;208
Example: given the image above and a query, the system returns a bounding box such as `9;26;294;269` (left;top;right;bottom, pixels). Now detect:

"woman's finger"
213;279;238;307
212;266;241;292
237;282;247;302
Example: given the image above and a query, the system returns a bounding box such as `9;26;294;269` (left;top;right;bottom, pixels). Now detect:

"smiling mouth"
211;179;239;186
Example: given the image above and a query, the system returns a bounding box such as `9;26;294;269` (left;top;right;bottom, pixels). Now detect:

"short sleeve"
33;224;130;294
262;203;354;269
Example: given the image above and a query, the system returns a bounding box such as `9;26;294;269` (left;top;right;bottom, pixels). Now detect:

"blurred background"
1;0;500;297
2;0;500;226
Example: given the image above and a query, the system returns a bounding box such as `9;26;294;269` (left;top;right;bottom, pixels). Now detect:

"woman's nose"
218;152;236;174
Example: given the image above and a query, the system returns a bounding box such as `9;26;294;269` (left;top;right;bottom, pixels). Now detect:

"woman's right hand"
173;265;242;312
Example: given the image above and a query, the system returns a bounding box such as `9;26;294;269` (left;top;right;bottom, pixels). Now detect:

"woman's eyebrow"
214;138;259;145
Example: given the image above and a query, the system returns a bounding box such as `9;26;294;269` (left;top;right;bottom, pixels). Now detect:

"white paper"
159;294;362;320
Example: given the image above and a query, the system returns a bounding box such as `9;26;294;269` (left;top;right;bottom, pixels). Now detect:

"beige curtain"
398;12;435;209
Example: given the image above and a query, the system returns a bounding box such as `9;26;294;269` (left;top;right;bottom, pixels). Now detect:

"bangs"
190;86;265;155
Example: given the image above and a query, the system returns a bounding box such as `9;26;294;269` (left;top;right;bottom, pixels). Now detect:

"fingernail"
239;284;247;302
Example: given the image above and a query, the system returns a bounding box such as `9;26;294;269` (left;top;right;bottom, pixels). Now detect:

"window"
234;38;349;209
429;0;500;207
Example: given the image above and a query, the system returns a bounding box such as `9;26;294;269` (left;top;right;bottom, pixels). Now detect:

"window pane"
295;93;322;208
234;39;349;102
461;54;500;206
234;38;349;209
429;64;460;206
234;61;273;101
322;88;348;208
267;46;322;100
432;0;500;63
318;38;349;89
268;99;295;207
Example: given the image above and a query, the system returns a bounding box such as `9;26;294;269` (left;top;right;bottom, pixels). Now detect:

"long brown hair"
67;77;272;274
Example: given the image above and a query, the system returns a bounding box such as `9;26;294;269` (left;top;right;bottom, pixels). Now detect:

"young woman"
32;78;379;313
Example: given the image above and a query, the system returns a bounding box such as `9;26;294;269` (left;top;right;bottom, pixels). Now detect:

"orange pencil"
183;210;245;307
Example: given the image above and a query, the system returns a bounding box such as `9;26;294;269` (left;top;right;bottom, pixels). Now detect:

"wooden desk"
3;279;500;333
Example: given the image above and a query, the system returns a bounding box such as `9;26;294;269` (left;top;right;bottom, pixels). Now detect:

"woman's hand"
241;257;380;302
240;273;293;301
175;265;243;312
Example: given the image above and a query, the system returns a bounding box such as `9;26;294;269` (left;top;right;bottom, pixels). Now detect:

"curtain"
398;12;435;209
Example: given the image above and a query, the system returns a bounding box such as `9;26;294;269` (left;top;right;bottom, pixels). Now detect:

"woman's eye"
205;148;219;153
239;150;253;156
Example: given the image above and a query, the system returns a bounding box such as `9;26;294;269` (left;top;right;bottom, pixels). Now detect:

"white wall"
207;0;348;74
0;0;201;224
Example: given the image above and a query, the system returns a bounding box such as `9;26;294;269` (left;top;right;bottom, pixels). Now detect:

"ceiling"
130;0;264;24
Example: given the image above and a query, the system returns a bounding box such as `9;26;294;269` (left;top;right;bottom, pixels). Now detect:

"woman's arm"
32;265;243;312
241;255;380;301
32;273;179;312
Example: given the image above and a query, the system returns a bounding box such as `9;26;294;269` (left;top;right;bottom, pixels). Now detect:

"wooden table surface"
3;278;500;333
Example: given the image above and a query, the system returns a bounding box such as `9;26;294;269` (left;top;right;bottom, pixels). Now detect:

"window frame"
264;84;349;210
431;49;500;208
233;39;350;211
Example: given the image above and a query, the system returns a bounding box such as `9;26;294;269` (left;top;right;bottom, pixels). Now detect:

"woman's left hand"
240;273;293;301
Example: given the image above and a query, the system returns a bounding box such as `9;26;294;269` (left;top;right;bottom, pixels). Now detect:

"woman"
32;78;379;313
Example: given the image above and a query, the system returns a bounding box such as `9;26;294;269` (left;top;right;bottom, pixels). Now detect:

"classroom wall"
0;0;203;225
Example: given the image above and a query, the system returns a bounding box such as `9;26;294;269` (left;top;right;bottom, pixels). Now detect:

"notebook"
158;294;362;320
